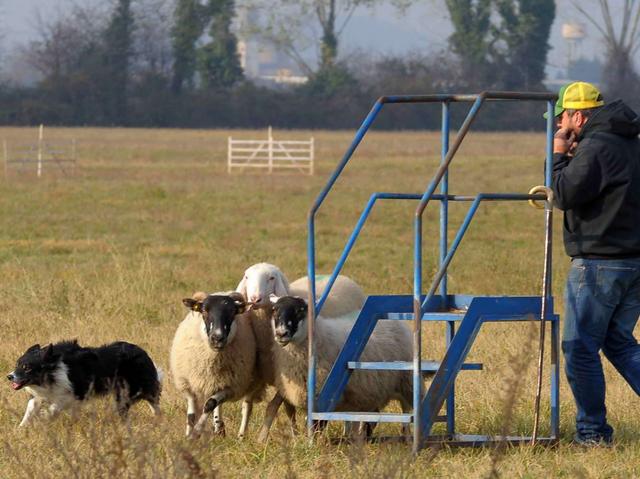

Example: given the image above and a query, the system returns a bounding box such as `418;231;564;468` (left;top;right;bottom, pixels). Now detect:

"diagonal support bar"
316;295;443;412
419;297;548;443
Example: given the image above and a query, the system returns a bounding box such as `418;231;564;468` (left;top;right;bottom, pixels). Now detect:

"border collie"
7;340;162;427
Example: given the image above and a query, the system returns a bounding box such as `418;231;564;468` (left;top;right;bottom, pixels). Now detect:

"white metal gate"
228;127;314;175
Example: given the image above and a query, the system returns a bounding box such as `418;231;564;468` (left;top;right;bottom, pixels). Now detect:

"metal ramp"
305;92;560;453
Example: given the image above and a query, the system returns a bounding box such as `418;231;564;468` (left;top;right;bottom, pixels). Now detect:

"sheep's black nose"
7;373;14;381
211;331;225;342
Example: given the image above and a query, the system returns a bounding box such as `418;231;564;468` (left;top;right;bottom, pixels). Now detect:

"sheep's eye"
245;276;248;280
269;276;274;281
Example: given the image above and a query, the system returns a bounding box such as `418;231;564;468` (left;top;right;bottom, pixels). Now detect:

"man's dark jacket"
552;100;640;258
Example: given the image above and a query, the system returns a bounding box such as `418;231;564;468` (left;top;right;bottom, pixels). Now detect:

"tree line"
0;0;636;130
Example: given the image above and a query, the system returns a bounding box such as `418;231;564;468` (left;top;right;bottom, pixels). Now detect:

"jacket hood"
580;100;640;139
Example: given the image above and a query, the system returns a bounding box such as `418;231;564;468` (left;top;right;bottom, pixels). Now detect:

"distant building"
235;6;308;87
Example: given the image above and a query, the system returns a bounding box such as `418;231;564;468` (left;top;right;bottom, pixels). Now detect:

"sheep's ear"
274;272;289;297
269;294;280;304
183;298;202;312
236;276;247;297
228;292;247;313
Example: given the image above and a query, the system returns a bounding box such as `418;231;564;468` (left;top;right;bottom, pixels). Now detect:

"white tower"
562;22;585;76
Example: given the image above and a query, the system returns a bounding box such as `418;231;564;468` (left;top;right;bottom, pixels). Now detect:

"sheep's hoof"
213;423;226;437
257;429;269;443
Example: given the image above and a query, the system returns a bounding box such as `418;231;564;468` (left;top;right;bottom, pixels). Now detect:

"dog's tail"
155;365;164;384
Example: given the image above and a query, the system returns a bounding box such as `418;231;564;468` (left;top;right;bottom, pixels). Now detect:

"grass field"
0;126;639;478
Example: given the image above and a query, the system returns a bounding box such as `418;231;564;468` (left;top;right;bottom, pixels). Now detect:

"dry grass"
0;126;639;478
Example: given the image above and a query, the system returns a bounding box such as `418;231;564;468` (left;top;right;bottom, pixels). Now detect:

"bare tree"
25;4;108;81
572;0;640;95
240;0;382;73
132;0;175;77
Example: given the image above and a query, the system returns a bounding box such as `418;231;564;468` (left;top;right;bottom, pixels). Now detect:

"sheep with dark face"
236;263;368;441
169;292;264;438
260;295;415;441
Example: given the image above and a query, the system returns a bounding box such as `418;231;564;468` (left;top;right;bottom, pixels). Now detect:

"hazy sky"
0;0;616;79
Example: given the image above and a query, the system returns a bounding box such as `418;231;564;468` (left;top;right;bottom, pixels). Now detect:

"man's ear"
183;298;202;312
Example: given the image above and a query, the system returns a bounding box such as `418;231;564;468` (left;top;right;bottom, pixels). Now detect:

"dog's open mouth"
10;381;26;390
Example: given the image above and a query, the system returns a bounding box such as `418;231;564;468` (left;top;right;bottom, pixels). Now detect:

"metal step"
311;412;412;423
311;412;448;423
347;361;483;371
386;312;466;321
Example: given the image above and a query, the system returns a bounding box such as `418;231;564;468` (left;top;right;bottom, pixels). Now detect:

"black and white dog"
7;340;162;427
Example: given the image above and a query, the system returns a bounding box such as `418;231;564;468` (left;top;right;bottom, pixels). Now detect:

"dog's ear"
183;298;202;312
25;344;40;354
41;344;54;361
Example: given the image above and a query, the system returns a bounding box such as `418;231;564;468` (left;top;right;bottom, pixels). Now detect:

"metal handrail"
306;91;557;435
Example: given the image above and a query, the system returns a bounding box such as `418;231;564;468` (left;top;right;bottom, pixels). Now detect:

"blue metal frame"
306;92;559;452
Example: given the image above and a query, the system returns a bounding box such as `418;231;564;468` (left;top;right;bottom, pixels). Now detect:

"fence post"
72;138;77;176
310;137;315;175
268;126;273;174
3;140;7;180
37;124;44;178
227;136;232;174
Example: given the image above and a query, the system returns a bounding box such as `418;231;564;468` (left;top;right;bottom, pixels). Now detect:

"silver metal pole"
531;186;554;445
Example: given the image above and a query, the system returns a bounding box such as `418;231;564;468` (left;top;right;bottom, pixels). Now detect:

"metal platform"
305;91;560;453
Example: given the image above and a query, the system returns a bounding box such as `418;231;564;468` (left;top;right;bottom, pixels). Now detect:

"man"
552;81;640;445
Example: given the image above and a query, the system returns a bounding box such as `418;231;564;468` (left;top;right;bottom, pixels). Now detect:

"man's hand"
554;128;577;155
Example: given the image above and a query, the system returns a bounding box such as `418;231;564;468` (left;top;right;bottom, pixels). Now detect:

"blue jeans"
563;257;640;441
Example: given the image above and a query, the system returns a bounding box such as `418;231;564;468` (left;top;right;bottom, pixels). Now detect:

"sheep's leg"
212;406;225;436
238;400;252;439
257;392;284;443
400;398;412;442
19;397;43;428
283;400;297;435
185;394;200;437
191;389;231;438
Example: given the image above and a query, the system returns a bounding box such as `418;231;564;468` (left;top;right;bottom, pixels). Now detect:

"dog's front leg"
19;396;43;428
47;400;70;420
190;389;230;438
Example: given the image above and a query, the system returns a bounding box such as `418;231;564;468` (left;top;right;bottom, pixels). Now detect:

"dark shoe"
573;433;613;447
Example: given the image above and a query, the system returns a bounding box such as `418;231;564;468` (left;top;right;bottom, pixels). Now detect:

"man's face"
559;110;586;135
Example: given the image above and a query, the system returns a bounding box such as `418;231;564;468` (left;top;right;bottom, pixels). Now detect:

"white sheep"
236;262;366;318
289;274;366;319
259;295;415;441
169;291;264;438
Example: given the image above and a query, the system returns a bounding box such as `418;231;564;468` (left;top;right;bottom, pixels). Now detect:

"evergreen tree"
197;0;243;89
103;0;135;123
445;0;495;87
171;0;208;93
495;0;555;89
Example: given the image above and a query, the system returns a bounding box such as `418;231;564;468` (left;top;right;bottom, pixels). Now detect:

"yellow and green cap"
544;81;604;119
543;84;568;119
